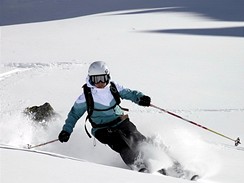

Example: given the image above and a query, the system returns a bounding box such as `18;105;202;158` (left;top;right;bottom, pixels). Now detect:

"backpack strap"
83;84;93;138
110;81;121;105
83;84;94;121
110;82;129;112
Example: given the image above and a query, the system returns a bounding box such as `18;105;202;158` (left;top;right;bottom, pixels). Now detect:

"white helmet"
88;61;110;85
88;61;110;76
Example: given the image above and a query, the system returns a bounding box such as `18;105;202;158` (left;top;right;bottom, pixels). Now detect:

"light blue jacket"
62;80;145;135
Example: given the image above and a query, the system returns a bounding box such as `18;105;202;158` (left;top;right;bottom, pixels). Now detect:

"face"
95;82;107;88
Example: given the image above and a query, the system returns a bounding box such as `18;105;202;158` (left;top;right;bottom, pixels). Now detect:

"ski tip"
157;168;167;175
138;168;150;173
191;175;200;181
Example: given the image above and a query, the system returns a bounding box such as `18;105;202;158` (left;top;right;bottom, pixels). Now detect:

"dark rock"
24;102;57;122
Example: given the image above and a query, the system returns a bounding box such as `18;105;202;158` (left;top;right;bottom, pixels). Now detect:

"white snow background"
1;0;244;183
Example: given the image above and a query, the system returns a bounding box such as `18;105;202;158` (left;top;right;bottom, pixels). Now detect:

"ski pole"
150;104;241;146
27;139;59;149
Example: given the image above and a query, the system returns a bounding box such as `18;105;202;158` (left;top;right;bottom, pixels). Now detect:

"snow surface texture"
1;0;244;183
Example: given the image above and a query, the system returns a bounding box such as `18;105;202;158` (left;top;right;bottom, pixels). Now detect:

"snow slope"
1;1;244;183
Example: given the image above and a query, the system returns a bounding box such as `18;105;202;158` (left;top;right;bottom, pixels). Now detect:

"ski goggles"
90;74;110;85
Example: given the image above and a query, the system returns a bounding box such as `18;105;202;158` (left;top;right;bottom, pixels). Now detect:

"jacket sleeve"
62;95;87;134
114;82;144;104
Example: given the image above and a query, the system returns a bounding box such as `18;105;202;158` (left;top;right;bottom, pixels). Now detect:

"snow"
1;1;244;183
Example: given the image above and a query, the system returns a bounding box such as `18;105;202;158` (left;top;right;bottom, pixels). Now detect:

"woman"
58;61;151;171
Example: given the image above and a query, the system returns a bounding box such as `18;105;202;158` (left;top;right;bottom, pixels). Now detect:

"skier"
58;61;151;171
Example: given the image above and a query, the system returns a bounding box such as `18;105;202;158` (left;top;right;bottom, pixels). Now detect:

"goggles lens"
90;74;110;84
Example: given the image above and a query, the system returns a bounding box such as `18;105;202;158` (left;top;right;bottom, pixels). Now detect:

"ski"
157;162;200;181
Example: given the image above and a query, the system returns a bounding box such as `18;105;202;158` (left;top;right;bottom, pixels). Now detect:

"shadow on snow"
1;0;244;26
142;26;244;38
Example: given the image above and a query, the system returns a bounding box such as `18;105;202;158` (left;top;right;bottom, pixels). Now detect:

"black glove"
58;130;70;143
139;95;151;107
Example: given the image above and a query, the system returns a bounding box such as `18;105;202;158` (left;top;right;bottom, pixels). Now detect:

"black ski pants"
94;118;146;167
